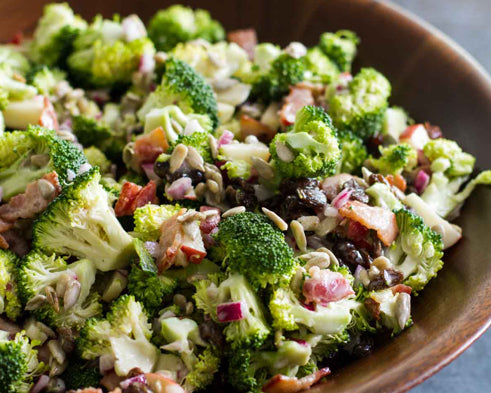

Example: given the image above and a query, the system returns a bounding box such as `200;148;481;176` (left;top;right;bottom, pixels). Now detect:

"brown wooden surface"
1;1;490;392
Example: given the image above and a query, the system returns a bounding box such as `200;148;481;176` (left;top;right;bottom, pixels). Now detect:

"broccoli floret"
387;209;444;292
30;3;87;68
67;15;155;88
0;45;31;75
211;212;296;288
26;65;66;96
143;104;213;142
32;168;135;272
0;331;47;393
18;251;102;330
0;250;21;320
61;355;100;390
0;64;37;105
77;295;159;376
72;115;112;148
270;105;340;179
337;130;368;174
148;5;225;52
0;126;87;201
83;146;111;174
127;238;177;315
319;30;359;72
365;289;412;334
138;57;219;128
367;143;417;175
421;170;491;218
382;107;411;143
194;273;271;349
133;203;183;241
329;68;391;140
251;53;306;102
184;346;221;392
172;131;214;164
423;138;476;177
221;160;252;180
228;341;312;393
304;47;339;84
365;182;403;211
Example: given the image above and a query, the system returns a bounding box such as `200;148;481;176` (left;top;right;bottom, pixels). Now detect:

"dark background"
390;3;491;392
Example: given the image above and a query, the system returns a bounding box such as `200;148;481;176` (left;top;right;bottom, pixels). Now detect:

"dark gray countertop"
389;1;490;392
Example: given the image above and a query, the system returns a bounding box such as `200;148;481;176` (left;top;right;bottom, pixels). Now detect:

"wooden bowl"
2;0;490;392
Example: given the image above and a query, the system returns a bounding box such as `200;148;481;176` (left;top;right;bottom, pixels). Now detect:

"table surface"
390;1;491;392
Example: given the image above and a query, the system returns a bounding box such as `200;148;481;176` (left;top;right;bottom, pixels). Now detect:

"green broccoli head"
72;115;112;148
133;203;183;241
329;68;391;140
138;57;219;128
367;143;417;175
194;273;271;349
83;146;111;174
67;15;155;88
184;346;221;392
0;331;47;393
211;212;296;288
0;250;21;320
148;4;225;52
77;294;159;376
0;126;87;201
61;355;100;391
0;45;31;75
0;64;37;105
30;3;87;67
319;30;359;72
304;46;339;84
387;209;444;292
423;138;476;177
337;130;368;174
32;168;135;272
270;105;341;179
26;65;67;96
18;251;102;330
252;53;306;102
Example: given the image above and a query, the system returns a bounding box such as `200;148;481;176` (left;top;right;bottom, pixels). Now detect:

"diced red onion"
120;374;147;389
414;170;430;194
217;130;234;148
66;169;76;182
217;301;246;322
144;241;160;259
331;189;352;209
31;375;50;393
139;52;156;74
301;301;315;311
291;338;308;346
99;354;115;374
142;163;160;182
88;90;110;106
166;178;193;200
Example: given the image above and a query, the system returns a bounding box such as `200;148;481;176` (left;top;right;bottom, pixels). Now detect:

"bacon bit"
391;284;412;295
240;114;276;143
386;174;407;192
346;219;369;243
338;201;399;247
227;28;257;60
262;367;331;393
302;270;355;306
199;206;220;234
38;97;59;130
134;127;169;166
181;244;207;264
364;297;381;321
114;181;158;217
0;234;8;250
279;87;314;126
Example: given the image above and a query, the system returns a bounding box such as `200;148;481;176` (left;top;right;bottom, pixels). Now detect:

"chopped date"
367;269;404;291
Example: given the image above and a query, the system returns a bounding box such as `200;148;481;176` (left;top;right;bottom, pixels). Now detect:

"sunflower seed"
185;302;194;315
206;179;220;194
316;247;340;266
300;251;331;269
63;280;81;310
169;144;188;173
171;118;184;134
291;220;307;252
275;142;295;162
252;157;275;180
297;216;320;231
208;135;219;159
173;294;187;309
261;207;288;231
177;210;206;223
372;256;392;271
203;209;220;217
48;340;66;365
38;179;56;200
395;292;411;331
222;206;246;218
25;294;47;311
315;216;338;237
45;287;60;313
55;273;71;298
186;146;205;172
195;182;207;198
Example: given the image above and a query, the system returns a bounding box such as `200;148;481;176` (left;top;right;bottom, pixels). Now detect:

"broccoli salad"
0;3;490;393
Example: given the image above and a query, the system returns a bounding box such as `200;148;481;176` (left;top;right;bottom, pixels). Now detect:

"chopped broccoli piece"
319;30;359;72
184;346;221;392
423;138;476;177
0;331;47;393
32;168;135;272
251;53;306;102
329;68;391;140
133;203;183;241
26;65;66;96
366;289;412;334
138;57;219;128
148;5;225;52
30;3;87;67
18;251;102;330
83;146;111;174
194;273;271;348
0;45;31;75
211;212;296;288
365;182;403;210
0;64;37;104
61;355;100;390
387;209;444;292
367;143;417;175
67;15;155;88
337;130;368;174
171;131;213;163
304;46;339;83
0;250;21;320
270;105;340;179
422;170;491;218
77;295;159;376
0;126;87;201
382;107;410;143
221;160;252;180
72;115;112;148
